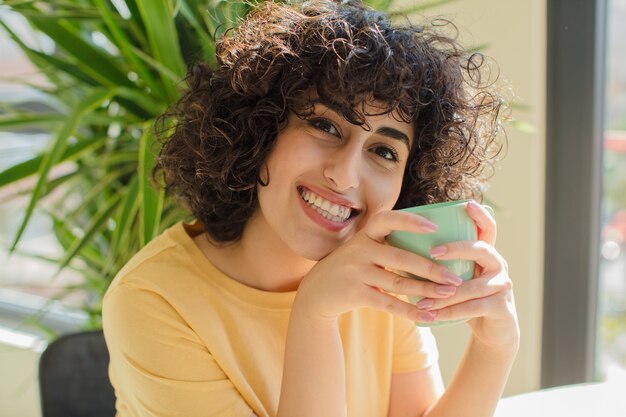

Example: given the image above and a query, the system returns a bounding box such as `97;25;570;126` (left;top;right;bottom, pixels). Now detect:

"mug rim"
400;199;471;213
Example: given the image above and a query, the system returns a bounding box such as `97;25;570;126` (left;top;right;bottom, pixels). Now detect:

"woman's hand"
293;210;465;324
418;201;520;350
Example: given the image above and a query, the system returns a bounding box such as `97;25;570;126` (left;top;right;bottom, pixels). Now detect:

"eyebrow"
375;126;411;148
311;99;412;148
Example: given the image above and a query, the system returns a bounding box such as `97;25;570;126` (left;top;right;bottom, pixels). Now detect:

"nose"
323;144;361;191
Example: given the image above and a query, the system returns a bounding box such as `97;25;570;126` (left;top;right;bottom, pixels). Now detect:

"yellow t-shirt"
103;222;438;417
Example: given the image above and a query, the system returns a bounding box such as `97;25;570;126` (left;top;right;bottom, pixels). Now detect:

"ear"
258;163;270;187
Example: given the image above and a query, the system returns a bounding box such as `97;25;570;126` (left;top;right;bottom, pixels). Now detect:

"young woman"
103;1;519;416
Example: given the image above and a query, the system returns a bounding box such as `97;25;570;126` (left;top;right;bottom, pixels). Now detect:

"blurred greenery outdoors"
0;0;457;331
597;0;626;374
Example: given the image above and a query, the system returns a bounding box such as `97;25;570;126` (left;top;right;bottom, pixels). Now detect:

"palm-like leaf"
0;0;452;330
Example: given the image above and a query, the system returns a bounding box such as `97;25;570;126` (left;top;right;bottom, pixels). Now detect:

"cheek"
366;174;405;215
376;188;401;211
384;169;406;202
260;142;292;184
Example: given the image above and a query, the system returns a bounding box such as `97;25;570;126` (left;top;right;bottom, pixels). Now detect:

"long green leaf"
128;44;182;85
138;123;163;246
202;0;244;41
0;113;65;130
66;165;136;222
10;10;103;20
27;14;134;88
179;1;215;62
39;171;79;200
50;213;105;269
104;176;139;278
0;19;99;86
1;19;152;119
116;87;165;116
5;171;80;202
92;0;167;102
0;136;104;187
53;193;122;275
389;0;457;17
135;0;186;100
32;48;101;86
509;119;535;135
10;89;117;251
112;219;140;278
102;151;140;167
119;0;149;47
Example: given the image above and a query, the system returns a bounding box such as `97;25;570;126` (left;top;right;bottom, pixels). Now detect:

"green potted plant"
0;0;453;331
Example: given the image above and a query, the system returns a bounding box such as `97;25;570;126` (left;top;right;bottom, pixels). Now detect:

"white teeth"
299;188;353;222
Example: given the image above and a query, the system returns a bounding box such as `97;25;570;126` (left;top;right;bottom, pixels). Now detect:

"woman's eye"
308;118;340;137
371;145;399;162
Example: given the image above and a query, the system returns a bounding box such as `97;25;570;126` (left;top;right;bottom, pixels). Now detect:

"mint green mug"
386;199;493;327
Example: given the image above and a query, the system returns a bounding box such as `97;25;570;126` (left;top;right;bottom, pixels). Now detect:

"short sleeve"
391;316;439;373
103;282;253;417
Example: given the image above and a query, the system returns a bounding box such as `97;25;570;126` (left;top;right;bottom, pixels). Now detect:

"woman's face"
253;101;414;261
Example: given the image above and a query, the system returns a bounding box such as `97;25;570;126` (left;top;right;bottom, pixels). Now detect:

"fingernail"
435;285;457;296
418;311;436;323
467;200;480;210
421;219;438;232
444;271;463;285
430;245;447;258
416;298;435;309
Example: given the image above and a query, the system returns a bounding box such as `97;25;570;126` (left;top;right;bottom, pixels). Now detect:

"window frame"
542;0;607;388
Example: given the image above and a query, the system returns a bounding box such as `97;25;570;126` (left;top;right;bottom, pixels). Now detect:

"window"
542;0;606;387
543;0;626;387
0;14;87;336
597;0;626;381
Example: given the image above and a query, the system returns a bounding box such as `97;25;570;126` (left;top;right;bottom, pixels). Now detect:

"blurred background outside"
0;8;87;333
598;0;626;382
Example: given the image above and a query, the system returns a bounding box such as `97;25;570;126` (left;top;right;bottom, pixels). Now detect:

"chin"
291;238;340;261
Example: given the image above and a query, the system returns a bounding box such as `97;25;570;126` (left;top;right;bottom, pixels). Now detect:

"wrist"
291;293;340;330
469;334;520;360
291;277;345;323
469;314;520;354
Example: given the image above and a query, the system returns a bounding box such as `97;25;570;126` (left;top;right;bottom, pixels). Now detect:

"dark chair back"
39;330;116;417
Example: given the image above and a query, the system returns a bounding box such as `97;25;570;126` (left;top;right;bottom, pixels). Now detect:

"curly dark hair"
155;0;506;243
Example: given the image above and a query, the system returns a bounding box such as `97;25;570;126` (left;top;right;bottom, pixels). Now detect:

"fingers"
415;270;513;314
370;244;464;287
427;297;489;323
421;272;519;347
363;286;438;324
413;235;513;325
428;285;516;325
466;200;497;245
364;210;438;242
366;266;460;300
430;239;504;272
418;240;512;317
345;206;506;325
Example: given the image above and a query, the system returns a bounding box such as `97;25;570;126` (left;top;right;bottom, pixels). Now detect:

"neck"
196;212;316;292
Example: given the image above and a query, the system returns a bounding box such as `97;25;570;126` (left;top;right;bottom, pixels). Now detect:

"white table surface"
494;381;626;417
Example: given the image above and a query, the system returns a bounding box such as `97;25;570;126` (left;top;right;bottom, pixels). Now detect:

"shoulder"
105;221;210;296
103;221;217;333
109;222;186;283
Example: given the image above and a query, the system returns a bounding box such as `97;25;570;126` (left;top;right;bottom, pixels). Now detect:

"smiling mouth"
297;186;359;223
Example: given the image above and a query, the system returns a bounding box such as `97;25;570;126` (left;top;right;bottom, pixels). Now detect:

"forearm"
277;303;347;417
424;337;518;417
